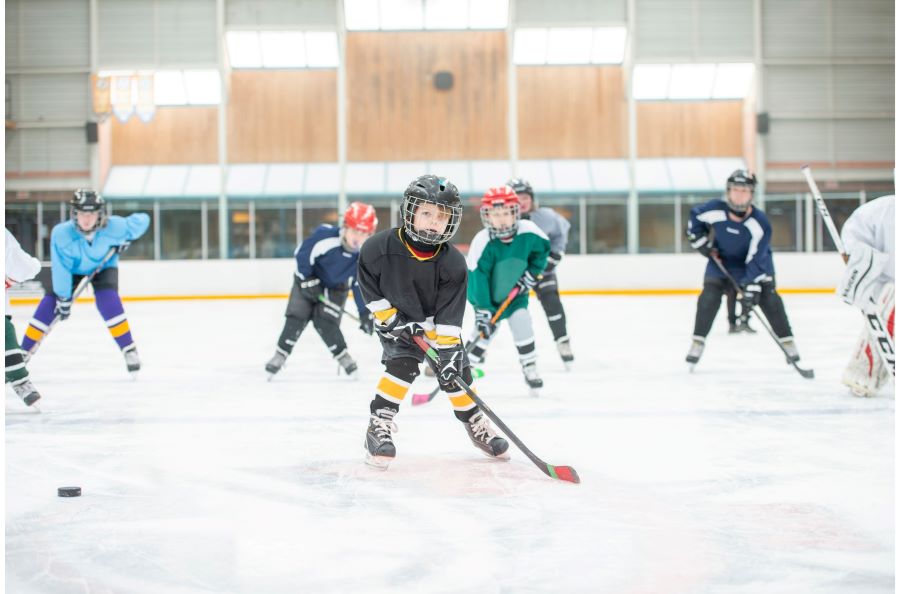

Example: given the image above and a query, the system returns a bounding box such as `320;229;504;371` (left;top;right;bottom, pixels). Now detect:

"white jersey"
840;195;895;284
5;228;41;284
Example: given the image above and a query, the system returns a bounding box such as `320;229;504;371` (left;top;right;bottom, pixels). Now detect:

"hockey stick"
410;334;580;484
411;286;521;406
710;255;815;379
27;246;119;356
801;165;895;376
319;294;360;323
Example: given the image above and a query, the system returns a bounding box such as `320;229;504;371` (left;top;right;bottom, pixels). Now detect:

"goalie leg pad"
843;283;894;397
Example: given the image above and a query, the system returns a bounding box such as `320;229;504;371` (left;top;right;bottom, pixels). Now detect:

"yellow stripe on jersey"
376;375;411;401
24;325;44;341
108;320;131;338
435;335;461;346
373;307;397;322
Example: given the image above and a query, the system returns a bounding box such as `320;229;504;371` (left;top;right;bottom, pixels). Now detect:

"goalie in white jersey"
836;194;894;397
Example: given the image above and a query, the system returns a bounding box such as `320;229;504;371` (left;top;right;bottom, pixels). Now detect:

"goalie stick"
411;286;521;406
411;334;580;483
710;254;815;379
801;165;894;376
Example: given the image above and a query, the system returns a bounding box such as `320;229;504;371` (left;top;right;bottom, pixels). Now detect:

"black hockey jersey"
357;228;467;340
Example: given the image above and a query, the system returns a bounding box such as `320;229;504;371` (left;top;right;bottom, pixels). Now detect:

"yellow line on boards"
7;287;837;306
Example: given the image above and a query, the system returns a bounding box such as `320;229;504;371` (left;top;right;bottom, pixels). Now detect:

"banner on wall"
91;74;111;121
112;76;134;124
135;74;156;123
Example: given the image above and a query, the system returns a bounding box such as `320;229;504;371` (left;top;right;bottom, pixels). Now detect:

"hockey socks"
95;289;136;352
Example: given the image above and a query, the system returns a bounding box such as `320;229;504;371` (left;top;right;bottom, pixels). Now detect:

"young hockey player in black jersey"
265;202;377;380
357;174;509;468
685;170;801;367
507;178;575;367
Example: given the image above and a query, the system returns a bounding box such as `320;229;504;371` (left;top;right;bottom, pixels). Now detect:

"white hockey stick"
801;165;894;376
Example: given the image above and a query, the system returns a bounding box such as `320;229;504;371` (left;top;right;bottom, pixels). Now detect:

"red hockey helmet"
480;186;520;239
343;201;378;234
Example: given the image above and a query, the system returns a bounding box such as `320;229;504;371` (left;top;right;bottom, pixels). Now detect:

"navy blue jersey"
687;199;775;285
294;224;366;315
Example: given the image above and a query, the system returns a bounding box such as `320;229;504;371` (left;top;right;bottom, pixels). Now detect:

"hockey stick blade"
412;335;580;484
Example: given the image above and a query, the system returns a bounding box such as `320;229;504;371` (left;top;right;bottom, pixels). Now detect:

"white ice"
5;294;893;593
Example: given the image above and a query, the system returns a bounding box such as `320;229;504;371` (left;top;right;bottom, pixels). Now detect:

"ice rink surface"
5;294;894;593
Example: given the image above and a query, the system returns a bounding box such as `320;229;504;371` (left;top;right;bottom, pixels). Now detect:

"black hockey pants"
534;272;568;341
692;276;793;338
277;277;349;357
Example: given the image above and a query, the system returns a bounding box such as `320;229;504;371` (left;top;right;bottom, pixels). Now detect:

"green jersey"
466;219;551;320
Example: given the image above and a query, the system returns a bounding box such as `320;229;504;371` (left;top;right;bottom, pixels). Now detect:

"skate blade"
563;361;572;372
266;373;275;382
478;449;511;460
528;387;541;398
129;371;139;381
688;363;697;373
29;402;42;413
364;453;393;469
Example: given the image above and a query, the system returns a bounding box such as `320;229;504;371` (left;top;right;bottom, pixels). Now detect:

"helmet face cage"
70;189;108;234
725;170;757;214
402;194;462;245
480;201;520;240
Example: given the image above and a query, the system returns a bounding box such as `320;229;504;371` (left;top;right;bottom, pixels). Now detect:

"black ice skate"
10;378;41;409
522;362;543;397
556;336;574;369
265;349;288;380
463;411;509;459
779;337;801;363
123;346;141;378
335;349;358;379
365;408;398;469
685;337;705;370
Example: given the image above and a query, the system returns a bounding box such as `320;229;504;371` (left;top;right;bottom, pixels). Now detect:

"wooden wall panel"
346;31;508;161
228;70;337;163
111;107;218;164
637;101;744;157
517;66;627;158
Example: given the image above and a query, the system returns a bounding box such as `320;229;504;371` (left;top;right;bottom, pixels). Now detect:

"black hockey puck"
57;486;81;497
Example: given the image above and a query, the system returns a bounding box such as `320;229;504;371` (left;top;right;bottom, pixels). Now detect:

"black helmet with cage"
401;175;462;245
70;189;108;234
725;169;757;214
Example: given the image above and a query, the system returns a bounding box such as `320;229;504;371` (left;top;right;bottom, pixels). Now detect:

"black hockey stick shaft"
411;286;521;406
801;165;894;376
411;334;579;483
28;246;119;355
710;255;815;379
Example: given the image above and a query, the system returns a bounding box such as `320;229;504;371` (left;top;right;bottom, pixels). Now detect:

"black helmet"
401;175;462;245
725;169;757;214
70;189;108;234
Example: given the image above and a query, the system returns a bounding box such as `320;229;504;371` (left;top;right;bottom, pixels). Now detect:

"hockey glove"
436;345;465;392
359;312;374;335
298;277;323;301
837;243;890;309
687;230;714;258
515;270;540;294
739;283;762;310
54;298;72;321
115;241;131;254
544;251;563;274
373;310;422;342
474;309;496;339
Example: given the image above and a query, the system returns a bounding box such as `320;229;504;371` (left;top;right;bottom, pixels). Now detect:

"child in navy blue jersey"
265;202;377;379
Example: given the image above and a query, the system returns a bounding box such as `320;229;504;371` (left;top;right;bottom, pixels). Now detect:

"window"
763;196;802;252
586;199;627;254
255;201;298;258
40;202;66;261
5;202;38;258
301;202;340;239
228;201;251;259
206;201;221;259
160;202;203;259
638;199;676;253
